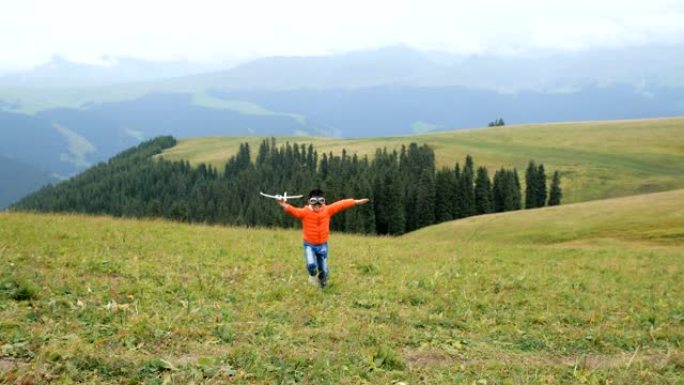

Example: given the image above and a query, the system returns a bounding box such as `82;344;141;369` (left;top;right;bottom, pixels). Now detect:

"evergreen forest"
12;136;561;235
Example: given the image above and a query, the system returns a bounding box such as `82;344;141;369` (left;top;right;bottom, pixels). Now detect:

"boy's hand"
355;198;370;205
276;198;287;207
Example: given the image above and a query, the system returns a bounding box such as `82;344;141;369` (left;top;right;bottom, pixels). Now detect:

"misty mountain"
2;44;684;207
0;155;58;209
0;55;220;88
0;111;72;175
187;44;684;92
191;45;443;90
213;85;684;136
5;44;682;92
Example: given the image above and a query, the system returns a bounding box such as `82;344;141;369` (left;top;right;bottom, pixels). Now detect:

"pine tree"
307;144;317;172
452;163;465;219
434;168;455;223
415;169;436;228
548;170;562;206
492;168;522;212
225;143;252;177
371;149;391;234
357;176;376;234
401;144;419;232
492;168;506;212
536;163;547;208
344;177;374;234
461;155;475;216
386;168;406;235
474;166;492;215
256;138;271;166
525;160;538;209
512;169;522;210
319;153;329;180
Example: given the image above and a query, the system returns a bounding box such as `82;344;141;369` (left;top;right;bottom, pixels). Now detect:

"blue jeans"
304;242;329;281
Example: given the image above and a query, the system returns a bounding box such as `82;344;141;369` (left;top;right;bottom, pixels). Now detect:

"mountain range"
3;44;684;91
1;44;683;208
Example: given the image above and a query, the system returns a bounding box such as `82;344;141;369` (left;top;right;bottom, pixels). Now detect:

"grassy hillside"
1;190;683;383
160;117;684;203
407;189;684;246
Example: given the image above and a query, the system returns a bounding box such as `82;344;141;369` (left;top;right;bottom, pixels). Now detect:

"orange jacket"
283;199;356;245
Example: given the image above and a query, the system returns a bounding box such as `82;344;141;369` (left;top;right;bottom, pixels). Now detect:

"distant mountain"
1;45;684;205
0;55;219;88
184;44;684;92
212;84;684;136
0;155;58;209
189;45;443;90
0;111;73;175
6;44;682;93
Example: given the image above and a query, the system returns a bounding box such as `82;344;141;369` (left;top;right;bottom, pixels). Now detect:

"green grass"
407;189;684;246
2;190;683;383
160;117;684;203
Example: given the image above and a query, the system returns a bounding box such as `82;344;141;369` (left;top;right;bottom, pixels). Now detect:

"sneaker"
319;276;327;289
308;275;319;287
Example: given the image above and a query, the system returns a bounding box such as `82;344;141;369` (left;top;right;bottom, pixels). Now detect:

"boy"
277;189;369;288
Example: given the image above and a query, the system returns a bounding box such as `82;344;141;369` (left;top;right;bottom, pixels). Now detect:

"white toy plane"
259;191;303;202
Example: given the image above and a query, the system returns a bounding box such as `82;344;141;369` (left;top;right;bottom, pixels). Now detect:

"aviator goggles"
309;197;326;205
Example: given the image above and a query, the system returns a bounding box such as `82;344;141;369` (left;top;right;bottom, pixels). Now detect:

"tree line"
12;136;561;235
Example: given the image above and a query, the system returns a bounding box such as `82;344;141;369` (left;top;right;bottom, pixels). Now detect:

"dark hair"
308;189;324;198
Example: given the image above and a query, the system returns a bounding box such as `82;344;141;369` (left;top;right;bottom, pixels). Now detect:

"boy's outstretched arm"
278;198;306;218
326;198;370;216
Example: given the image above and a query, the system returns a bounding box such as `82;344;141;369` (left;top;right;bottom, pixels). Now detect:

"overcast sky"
1;0;684;73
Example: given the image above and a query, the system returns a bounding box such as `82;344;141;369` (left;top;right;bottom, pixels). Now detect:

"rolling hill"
160;117;684;204
2;45;683;208
407;189;684;246
1;188;682;383
3;43;683;383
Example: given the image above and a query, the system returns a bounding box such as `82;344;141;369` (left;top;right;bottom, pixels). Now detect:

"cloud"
1;0;683;72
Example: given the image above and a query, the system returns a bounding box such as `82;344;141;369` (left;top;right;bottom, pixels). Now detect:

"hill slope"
1;190;682;383
161;117;684;203
407;189;684;245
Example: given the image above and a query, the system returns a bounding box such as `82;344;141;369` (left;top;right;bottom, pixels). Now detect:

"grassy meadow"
2;189;683;384
160;117;684;204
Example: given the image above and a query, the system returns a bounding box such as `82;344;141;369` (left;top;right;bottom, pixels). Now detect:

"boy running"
277;189;369;288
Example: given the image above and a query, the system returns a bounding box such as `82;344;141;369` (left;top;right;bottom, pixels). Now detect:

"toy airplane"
259;191;303;202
